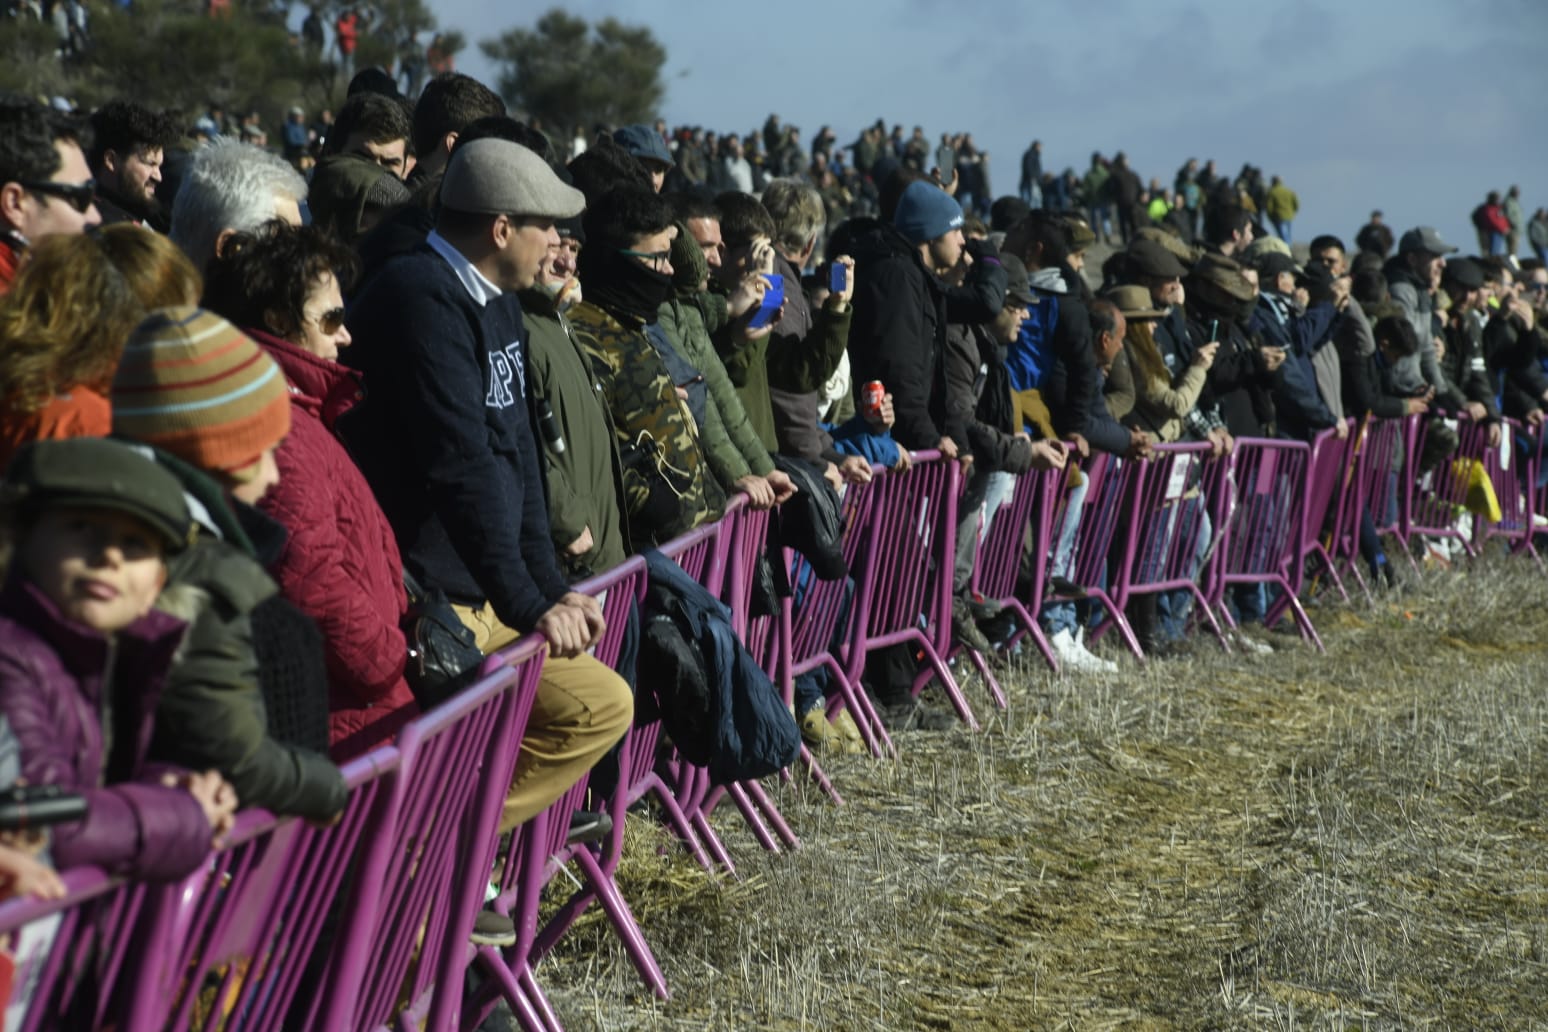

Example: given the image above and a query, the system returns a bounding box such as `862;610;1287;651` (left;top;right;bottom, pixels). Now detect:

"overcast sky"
429;0;1547;252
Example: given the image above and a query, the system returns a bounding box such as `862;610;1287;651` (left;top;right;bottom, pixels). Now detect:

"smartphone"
748;273;784;330
935;145;956;180
0;784;87;832
828;262;846;294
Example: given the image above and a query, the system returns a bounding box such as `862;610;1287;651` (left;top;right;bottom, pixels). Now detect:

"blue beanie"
893;180;964;245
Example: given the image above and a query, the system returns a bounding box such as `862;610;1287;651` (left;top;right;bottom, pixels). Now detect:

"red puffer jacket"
250;329;417;757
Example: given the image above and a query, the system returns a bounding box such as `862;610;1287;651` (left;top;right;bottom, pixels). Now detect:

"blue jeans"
1274;219;1292;242
1041;475;1087;636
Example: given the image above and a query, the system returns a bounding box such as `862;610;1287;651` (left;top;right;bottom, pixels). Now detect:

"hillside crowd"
0;67;1546;1000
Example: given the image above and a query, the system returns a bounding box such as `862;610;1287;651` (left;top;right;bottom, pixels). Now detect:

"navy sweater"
344;247;569;631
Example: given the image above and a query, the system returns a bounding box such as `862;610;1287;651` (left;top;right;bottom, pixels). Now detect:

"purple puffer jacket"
0;578;214;880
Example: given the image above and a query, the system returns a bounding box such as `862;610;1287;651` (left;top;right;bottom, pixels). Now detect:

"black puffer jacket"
848;221;957;450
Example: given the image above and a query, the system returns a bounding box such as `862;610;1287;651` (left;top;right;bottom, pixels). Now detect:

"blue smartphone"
748;273;784;330
828;262;846;293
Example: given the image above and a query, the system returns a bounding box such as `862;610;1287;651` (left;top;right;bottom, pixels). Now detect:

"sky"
427;0;1548;252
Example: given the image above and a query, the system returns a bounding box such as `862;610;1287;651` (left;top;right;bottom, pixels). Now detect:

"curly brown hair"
199;219;358;341
0;232;158;414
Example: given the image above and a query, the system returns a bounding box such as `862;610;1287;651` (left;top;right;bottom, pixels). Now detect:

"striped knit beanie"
111;306;291;479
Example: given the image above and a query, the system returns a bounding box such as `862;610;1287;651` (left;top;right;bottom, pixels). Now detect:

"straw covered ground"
534;554;1548;1030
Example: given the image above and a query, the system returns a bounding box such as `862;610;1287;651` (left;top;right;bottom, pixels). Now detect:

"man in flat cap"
344;139;632;926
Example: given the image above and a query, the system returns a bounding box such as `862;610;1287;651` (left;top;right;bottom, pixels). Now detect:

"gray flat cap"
440;138;584;220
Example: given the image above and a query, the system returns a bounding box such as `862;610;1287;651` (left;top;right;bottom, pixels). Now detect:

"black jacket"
1485;316;1548;421
1045;355;1131;456
1440;310;1500;420
344;246;570;632
943;323;1033;473
1187;304;1276;438
848;222;959;451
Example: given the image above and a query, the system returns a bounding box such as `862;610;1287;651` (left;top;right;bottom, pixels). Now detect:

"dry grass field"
534;553;1548;1031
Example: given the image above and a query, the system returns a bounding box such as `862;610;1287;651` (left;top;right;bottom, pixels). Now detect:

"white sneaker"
1050;627;1118;673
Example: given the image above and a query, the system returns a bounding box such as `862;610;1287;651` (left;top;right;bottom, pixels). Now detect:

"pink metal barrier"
718;499;840;806
783;478;890;756
1287;424;1358;608
0;867;143;1031
1407;415;1487;559
325;642;544;1032
468;556;673;1030
1045;451;1148;658
1110;443;1229;652
19;407;1548;1032
850;453;982;728
1209;437;1321;650
130;748;399;1032
659;505;799;859
1470;417;1539;562
969;465;1062;673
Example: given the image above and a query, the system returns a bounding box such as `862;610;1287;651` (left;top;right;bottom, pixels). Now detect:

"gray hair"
761;178;825;257
170;140;307;271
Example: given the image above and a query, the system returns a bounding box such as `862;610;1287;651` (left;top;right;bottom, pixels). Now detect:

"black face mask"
582;247;676;325
1236;296;1260;323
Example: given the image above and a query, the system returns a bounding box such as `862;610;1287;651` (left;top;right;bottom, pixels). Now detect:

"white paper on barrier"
1165;455;1194;502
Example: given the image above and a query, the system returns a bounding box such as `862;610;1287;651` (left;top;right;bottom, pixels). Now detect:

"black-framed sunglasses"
20;179;96;214
310;307;347;335
618;247;670;271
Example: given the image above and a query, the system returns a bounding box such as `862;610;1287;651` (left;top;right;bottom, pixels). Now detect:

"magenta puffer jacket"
0;578;213;880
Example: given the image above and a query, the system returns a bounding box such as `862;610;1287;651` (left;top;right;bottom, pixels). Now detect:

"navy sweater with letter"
344;247;569;631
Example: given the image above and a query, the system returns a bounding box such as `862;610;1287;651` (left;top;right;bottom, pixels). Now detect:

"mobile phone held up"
0;784;87;832
748;273;784;330
828;262;846;294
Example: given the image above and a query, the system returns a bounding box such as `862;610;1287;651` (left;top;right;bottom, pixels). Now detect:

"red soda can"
861;381;886;421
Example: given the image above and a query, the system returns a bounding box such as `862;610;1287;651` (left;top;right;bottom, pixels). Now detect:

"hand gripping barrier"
1109;443;1230;652
1044;451;1149;659
323;643;543;1032
783;474;890;756
1210;436;1322;651
969;464;1063;673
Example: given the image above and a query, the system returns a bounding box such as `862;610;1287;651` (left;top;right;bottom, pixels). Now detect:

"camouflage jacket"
568;300;724;546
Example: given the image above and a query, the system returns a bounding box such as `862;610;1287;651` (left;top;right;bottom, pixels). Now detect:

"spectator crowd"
1;65;1547;1011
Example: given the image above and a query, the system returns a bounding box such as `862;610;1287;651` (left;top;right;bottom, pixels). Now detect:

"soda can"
861;380;885;420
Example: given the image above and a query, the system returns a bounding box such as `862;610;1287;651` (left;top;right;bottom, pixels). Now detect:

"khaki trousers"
452;602;632;833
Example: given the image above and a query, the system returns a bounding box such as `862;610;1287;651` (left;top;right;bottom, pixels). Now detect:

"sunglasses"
619;247;671;271
20;179;96;214
310;307;347;335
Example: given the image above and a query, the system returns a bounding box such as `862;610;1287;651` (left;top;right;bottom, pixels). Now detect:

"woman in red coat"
201;221;416;757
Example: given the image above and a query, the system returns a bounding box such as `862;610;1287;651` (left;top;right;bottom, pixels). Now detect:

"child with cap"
0;437;237;879
111;307;347;822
